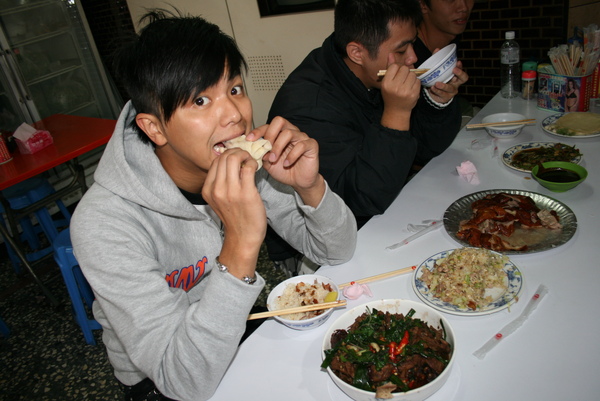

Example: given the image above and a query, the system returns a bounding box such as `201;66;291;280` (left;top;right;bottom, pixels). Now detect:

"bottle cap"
522;70;536;79
505;31;515;40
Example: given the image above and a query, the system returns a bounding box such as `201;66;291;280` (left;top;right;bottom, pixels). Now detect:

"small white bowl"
322;299;455;401
482;112;526;139
418;44;457;87
267;274;338;330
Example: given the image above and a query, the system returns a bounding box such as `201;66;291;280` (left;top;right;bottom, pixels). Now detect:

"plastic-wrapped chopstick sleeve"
386;220;442;250
473;284;548;360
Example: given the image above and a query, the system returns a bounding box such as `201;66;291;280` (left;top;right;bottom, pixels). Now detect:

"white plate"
542;113;600;138
502;141;582;172
412;249;523;316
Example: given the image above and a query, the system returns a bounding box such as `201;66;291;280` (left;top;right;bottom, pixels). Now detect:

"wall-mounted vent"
247;55;287;92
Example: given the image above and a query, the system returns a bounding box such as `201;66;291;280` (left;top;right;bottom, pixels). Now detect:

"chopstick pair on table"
377;68;429;77
247;266;417;320
466;118;536;129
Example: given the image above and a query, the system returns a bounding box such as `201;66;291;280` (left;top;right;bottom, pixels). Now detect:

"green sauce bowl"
531;161;588;192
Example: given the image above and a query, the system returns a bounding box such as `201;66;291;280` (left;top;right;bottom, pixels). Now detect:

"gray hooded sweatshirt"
70;102;356;400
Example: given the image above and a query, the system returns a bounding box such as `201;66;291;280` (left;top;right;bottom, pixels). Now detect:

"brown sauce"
537;169;580;183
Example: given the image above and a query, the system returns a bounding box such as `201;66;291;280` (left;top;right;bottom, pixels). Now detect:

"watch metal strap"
216;256;257;285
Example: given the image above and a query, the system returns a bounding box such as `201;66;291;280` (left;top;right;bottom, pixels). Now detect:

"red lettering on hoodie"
165;257;207;291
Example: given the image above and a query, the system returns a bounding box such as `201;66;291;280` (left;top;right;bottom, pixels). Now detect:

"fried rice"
420;248;508;310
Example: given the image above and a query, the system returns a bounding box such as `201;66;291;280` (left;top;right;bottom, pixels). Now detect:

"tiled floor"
0;243;286;400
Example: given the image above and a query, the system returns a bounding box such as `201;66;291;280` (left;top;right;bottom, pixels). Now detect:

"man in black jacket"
414;0;474;63
415;0;475;117
265;0;469;270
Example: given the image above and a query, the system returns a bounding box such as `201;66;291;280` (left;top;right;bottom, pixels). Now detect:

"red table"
0;114;116;303
0;114;116;190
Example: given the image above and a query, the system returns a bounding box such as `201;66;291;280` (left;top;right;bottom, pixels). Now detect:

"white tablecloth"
211;94;600;400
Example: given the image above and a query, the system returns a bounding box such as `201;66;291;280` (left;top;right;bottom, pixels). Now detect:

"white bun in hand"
225;135;272;170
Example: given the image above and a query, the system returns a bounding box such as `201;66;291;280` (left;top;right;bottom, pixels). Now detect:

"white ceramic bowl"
418;44;457;87
482;112;526;139
322;299;455;401
266;274;338;330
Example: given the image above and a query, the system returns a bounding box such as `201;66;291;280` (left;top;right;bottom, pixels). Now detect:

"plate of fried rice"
412;248;523;316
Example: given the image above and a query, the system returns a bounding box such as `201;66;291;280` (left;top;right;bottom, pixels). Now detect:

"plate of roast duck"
443;190;577;254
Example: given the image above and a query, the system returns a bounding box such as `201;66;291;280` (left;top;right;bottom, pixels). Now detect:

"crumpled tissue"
342;282;373;300
13;122;53;154
456;160;480;185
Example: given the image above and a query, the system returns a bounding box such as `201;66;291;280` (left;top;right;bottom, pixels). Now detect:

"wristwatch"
215;256;257;285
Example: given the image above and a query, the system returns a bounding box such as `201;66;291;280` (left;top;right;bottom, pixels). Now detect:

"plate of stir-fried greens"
321;299;454;401
502;142;582;172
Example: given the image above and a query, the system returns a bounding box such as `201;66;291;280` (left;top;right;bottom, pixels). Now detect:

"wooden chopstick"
338;266;417;289
466;119;536;129
377;68;429;77
247;300;347;320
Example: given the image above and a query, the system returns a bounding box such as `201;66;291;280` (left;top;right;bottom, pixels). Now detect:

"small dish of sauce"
537;168;581;183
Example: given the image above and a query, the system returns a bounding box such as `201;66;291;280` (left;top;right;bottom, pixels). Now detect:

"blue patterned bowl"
418;44;457;87
482;112;526;139
267;274;338;330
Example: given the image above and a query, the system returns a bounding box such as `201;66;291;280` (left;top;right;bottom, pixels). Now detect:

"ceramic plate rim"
542;113;600;138
501;141;583;172
443;189;577;254
412;248;523;316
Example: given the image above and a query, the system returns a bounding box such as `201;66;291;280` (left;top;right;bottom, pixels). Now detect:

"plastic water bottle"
500;31;520;98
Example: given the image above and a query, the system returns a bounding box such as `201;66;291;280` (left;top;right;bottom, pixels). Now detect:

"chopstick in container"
339;266;417;289
247;300;347;320
466;119;536;129
377;68;429;77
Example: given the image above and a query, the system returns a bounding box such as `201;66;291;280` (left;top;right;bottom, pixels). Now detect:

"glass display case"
0;0;121;125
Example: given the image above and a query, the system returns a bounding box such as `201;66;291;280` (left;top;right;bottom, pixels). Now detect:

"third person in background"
415;0;475;118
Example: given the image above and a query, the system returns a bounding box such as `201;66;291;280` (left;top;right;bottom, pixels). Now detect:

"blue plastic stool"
1;177;71;273
0;316;10;338
53;228;101;345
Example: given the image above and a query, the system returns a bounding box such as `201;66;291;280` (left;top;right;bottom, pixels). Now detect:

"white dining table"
211;93;600;401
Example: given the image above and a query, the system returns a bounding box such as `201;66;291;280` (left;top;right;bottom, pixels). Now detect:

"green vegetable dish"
321;308;452;395
511;143;582;170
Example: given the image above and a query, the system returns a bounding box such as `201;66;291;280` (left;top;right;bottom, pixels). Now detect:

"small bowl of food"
322;299;454;401
531;161;588;192
417;44;457;87
481;112;527;139
266;274;339;330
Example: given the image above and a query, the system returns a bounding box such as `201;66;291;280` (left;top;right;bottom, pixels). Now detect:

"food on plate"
511;143;581;170
419;248;508;310
321;307;452;398
456;192;562;251
215;134;272;170
546;112;600;136
274;279;335;320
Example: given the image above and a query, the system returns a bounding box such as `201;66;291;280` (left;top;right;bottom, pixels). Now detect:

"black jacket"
268;34;461;225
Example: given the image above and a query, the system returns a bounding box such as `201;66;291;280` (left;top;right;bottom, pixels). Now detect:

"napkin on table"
13;122;53;154
456;160;480;185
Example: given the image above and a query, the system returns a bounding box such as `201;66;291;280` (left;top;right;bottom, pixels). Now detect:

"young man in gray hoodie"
70;10;356;401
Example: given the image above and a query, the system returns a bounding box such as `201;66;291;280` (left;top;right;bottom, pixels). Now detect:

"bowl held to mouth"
418;44;457;87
